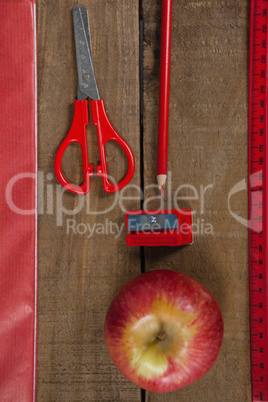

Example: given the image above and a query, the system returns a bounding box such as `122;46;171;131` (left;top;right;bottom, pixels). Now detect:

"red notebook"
0;1;37;401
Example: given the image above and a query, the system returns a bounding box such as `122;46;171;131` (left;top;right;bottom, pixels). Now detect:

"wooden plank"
36;1;140;400
142;0;250;401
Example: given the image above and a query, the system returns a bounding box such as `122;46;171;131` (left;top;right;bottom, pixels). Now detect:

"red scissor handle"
54;100;93;194
91;100;135;193
54;99;135;194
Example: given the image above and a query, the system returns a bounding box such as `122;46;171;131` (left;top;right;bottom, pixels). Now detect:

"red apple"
104;270;223;393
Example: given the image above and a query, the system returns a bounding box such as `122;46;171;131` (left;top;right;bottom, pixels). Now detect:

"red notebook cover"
0;1;37;401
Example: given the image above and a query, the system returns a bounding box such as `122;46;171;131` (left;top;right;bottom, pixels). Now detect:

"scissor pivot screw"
82;73;91;82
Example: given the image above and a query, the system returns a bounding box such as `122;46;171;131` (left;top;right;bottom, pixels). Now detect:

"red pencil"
157;0;173;194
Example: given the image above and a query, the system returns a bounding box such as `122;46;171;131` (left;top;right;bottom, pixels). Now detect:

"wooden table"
37;1;250;400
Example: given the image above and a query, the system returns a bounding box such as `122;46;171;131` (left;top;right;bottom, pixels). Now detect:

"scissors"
55;6;135;194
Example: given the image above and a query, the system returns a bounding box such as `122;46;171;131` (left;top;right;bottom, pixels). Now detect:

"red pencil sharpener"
126;209;193;247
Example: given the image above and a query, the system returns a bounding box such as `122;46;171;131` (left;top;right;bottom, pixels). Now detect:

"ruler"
249;0;268;401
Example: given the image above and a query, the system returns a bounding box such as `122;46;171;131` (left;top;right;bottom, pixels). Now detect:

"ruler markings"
249;0;268;401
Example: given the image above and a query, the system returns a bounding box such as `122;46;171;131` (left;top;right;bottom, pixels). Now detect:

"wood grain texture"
142;0;250;401
37;1;140;401
37;0;250;400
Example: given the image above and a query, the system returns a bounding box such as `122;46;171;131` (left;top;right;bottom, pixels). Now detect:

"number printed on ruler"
249;0;268;401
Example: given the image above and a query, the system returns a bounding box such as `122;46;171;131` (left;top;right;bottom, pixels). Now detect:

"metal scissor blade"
73;6;100;101
79;6;93;62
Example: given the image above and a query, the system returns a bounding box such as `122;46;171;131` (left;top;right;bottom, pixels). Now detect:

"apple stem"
157;330;167;341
